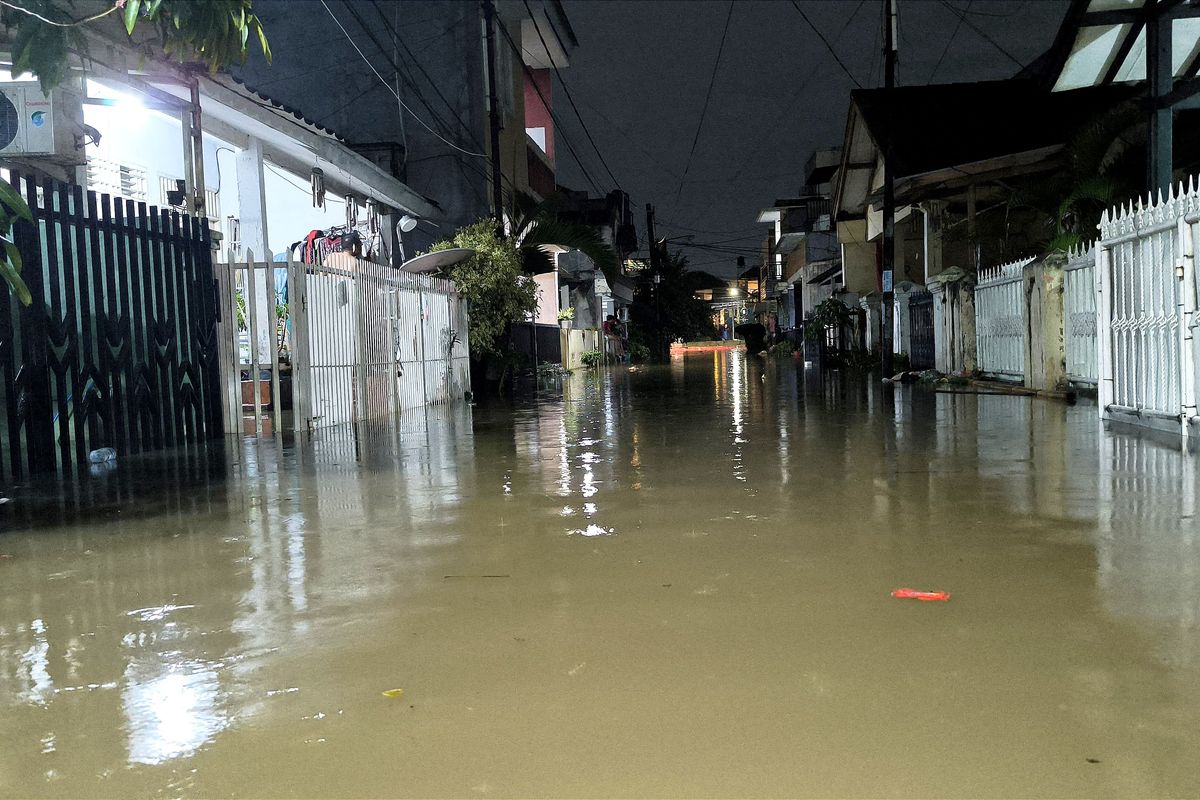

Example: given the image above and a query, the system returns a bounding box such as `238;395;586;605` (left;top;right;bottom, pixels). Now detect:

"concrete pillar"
929;278;950;373
958;278;977;374
927;267;974;374
1023;254;1067;392
893;280;920;358
235;137;274;364
859;293;882;353
922;201;945;283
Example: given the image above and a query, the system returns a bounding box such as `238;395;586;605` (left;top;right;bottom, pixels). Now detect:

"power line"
928;0;970;84
368;0;488;153
657;219;762;236
674;0;736;206
356;1;521;199
521;0;621;190
491;14;604;194
789;0;863;89
319;0;486;157
937;0;1026;69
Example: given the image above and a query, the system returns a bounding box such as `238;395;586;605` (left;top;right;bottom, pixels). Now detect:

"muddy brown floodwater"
2;351;1200;798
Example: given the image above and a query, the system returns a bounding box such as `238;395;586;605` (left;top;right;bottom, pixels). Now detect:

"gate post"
1178;216;1196;438
1097;243;1115;415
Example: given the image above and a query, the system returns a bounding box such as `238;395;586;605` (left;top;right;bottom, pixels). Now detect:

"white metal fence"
216;250;470;435
1097;184;1198;436
1063;243;1098;386
975;256;1033;380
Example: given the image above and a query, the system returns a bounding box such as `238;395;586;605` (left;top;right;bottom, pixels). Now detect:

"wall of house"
531;271;560;325
82;83;345;260
231;0;493;254
523;68;554;161
837;219;877;295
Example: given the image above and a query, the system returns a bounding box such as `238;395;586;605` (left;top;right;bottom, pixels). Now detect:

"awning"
1050;0;1200;93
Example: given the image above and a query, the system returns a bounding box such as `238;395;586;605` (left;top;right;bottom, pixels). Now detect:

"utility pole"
646;203;662;361
482;0;504;232
880;0;897;377
1147;3;1173;195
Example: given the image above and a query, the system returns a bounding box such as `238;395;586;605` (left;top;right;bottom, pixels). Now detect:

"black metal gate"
0;172;221;481
908;290;935;370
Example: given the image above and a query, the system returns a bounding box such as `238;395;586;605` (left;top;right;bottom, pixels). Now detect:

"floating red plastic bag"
892;588;950;601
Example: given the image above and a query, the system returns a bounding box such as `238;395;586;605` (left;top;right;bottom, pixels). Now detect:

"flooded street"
2;351;1200;798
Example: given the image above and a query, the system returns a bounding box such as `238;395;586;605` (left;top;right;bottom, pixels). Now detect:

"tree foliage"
507;193;619;284
0;0;271;305
630;249;717;352
1008;102;1143;254
428;221;538;358
1;0;271;93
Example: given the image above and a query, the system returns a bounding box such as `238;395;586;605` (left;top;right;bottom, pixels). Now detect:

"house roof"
226;74;344;140
1036;0;1200;93
835;79;1137;216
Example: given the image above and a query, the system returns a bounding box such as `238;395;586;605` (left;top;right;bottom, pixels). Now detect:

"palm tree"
506;193;620;283
1008;101;1143;254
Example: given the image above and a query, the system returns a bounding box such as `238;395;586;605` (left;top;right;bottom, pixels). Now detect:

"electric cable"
673;0;735;207
927;0;969;84
491;15;604;194
319;0;487;157
936;0;1026;69
521;0;621;189
789;0;864;88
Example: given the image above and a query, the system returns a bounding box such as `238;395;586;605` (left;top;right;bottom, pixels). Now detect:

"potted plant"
557;307;575;329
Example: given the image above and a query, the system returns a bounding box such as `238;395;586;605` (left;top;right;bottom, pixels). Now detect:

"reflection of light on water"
730;351;747;482
557;420;572;497
778;414;790;485
126;605;196;623
286;513;308;616
568;524;614;537
122;666;226;765
20;619;52;705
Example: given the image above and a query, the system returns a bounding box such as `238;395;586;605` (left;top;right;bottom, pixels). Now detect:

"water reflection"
1;357;1200;796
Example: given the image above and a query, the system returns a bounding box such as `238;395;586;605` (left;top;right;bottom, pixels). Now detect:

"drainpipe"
189;76;206;219
921;204;930;285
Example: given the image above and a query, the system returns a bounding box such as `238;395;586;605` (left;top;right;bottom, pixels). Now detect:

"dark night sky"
551;0;1070;276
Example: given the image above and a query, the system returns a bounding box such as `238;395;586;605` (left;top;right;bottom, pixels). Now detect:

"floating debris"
891;588;950;602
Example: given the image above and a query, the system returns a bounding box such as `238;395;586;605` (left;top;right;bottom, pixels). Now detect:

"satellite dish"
400;247;476;274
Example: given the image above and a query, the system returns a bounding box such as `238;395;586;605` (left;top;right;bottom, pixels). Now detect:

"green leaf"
255;20;272;62
0;180;32;222
124;0;142;35
1;243;31;307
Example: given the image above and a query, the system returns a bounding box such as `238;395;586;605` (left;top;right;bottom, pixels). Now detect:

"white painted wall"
0;74;348;260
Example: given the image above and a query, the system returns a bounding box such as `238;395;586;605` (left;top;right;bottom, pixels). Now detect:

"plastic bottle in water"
87;447;117;463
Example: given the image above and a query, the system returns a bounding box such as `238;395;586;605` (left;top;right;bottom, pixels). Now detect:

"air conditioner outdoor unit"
0;82;83;164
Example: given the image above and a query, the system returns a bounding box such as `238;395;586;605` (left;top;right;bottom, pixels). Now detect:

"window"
159;175;220;234
158;176;219;220
86;157;147;201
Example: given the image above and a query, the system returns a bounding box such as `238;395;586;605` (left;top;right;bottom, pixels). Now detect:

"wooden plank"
14;173;51;475
64;184;93;473
101;193;131;459
83;190;112;451
145;206;173;448
40;179;73;476
1;173;25;479
160;208;186;446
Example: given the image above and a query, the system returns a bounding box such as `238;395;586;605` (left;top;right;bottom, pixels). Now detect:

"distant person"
604;314;625;360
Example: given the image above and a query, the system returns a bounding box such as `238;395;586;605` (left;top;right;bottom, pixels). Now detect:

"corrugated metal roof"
224;73;345;141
